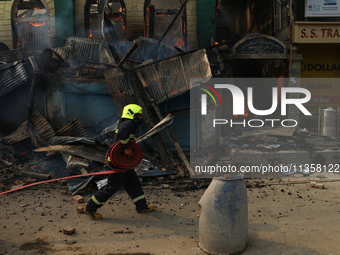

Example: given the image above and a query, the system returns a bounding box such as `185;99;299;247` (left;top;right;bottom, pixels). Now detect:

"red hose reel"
105;140;143;172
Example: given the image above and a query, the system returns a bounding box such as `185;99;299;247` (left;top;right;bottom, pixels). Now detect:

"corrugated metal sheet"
130;37;179;61
0;49;23;63
104;68;138;115
52;46;72;65
31;111;56;141
56;118;88;137
65;37;101;63
104;49;211;114
34;49;69;72
65;93;117;127
48;136;95;145
0;61;28;97
15;21;51;55
142;49;211;104
3;111;55;145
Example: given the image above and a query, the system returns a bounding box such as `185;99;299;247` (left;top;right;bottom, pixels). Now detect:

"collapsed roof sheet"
56;118;88;137
0;49;23;64
104;49;211;115
2;111;55;145
0;61;28;97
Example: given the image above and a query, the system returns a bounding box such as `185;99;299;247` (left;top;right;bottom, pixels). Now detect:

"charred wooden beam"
34;144;108;164
104;11;120;42
128;72;174;168
0;159;51;180
136;70;191;174
118;42;139;68
147;0;189;60
148;5;155;38
27;56;40;148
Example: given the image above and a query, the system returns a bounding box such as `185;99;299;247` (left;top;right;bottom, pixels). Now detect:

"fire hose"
105;140;143;171
0;141;143;196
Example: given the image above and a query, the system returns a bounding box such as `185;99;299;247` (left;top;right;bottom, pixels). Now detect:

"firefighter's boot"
137;204;156;213
84;208;102;220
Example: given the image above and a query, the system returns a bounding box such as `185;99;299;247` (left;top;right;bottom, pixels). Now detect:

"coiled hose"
105;140;143;172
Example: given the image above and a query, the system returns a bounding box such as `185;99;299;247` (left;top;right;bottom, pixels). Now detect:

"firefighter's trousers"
86;169;147;212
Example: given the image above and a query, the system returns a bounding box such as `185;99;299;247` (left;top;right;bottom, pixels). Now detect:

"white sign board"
305;0;340;16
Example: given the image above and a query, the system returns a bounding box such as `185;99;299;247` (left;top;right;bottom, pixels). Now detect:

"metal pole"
337;107;339;147
318;107;321;141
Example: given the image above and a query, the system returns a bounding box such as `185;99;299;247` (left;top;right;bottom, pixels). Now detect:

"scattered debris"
76;204;86;213
63;227;76;235
73;195;84;203
310;182;324;189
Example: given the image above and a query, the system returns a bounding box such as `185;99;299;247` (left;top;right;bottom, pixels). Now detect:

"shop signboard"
305;0;340;17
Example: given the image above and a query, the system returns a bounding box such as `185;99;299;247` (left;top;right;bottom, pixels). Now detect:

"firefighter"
84;104;155;220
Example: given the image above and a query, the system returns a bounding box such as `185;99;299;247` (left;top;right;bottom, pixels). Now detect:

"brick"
63;227;76;235
24;179;37;185
13;180;24;186
310;182;324;189
73;195;84;203
76;204;86;213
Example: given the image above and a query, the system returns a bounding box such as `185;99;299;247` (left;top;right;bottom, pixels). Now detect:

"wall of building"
71;0;198;49
0;0;197;50
0;0;56;50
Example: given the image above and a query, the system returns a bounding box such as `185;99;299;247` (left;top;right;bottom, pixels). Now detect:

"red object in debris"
25;179;37;185
59;180;68;186
266;137;278;143
10;157;17;163
63;227;76;235
31;165;39;170
76;204;86;213
73;195;84;203
13;180;24;186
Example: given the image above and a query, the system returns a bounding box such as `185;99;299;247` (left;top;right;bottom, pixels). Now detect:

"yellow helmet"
121;104;142;119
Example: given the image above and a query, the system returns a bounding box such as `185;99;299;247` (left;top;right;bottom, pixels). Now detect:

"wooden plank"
1;159;51;180
34;145;108;164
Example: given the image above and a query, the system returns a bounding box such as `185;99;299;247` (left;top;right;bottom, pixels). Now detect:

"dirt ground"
1;178;340;255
